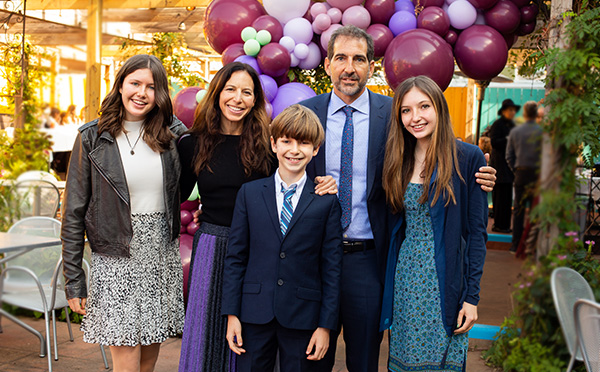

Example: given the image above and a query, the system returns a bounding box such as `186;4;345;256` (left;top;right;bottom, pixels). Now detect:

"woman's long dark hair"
97;54;174;152
188;62;271;176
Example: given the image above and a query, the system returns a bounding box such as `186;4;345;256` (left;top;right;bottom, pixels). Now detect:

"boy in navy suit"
222;104;343;372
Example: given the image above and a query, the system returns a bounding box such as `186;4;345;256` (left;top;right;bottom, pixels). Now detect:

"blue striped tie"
280;184;297;236
340;106;355;231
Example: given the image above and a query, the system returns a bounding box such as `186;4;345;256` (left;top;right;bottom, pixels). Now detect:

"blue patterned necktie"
280;184;297;236
340;106;355;231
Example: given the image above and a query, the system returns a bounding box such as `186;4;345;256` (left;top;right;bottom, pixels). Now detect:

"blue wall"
478;86;545;134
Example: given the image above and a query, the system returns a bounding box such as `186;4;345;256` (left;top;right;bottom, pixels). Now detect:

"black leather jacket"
61;117;186;299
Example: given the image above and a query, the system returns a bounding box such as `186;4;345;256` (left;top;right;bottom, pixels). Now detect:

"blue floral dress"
389;183;468;372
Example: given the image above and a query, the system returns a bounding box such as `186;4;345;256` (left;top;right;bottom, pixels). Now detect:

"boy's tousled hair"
270;104;324;146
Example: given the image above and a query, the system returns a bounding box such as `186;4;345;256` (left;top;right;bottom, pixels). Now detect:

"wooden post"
85;0;102;122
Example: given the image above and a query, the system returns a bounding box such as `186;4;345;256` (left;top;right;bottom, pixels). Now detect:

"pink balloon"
314;13;332;31
384;29;455;91
298;42;322;70
454;25;508;80
447;1;477;29
327;7;343;23
414;0;444;7
271;83;317;118
326;0;363;12
252;15;284;42
516;21;535;36
173;87;201;128
321;24;343;50
388;10;418;36
203;0;266;54
181;199;199;211
187;221;200;236
179;233;194;301
367;24;395;58
342;6;372;30
467;0;498;9
365;0;396;25
484;0;521;34
222;43;245;65
519;4;538;23
284;17;314;45
445;29;458;45
311;2;329;17
257;43;291;77
417;6;450;37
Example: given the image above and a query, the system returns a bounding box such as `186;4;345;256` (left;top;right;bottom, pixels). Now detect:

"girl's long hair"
97;54;174;152
188;62;271;176
383;75;463;214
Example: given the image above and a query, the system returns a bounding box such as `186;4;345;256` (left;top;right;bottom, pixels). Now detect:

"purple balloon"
367;24;395;58
259;74;279;102
298;42;322;70
395;0;415;12
510;0;530;8
417;6;450;37
384;29;454;91
413;0;444;7
484;0;521;34
222;43;245;65
445;29;458;45
173;87;202;128
342;5;372;29
257;43;291;77
252;15;284;42
447;1;477;29
467;0;499;9
265;101;273;118
454;25;508;80
234;55;262;75
326;0;363;11
271;82;317;118
516;21;535;36
365;0;396;25
520;4;538;23
389;10;418;36
203;0;266;54
284;17;314;45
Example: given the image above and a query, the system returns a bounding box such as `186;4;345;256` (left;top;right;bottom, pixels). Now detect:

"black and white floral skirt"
81;212;185;346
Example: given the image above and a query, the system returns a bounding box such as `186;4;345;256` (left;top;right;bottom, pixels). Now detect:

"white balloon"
279;36;296;53
263;0;310;24
447;0;477;30
290;53;300;67
298;42;322;70
294;43;310;60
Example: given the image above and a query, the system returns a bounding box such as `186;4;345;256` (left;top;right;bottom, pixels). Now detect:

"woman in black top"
177;62;335;372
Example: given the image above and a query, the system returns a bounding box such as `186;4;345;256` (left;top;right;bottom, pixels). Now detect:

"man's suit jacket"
222;175;343;331
300;90;393;281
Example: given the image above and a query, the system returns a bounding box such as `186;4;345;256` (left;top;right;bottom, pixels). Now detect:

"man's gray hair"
327;25;375;63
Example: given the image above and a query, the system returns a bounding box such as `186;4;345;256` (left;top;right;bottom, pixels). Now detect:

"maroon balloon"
384;29;455;91
367;24;395;58
484;0;521;34
365;0;396;25
274;73;291;86
510;0;530;7
467;0;499;10
173;87;202;128
516;21;536;36
203;0;266;54
221;43;245;65
445;29;458;45
503;32;518;48
520;4;538;23
179;233;193;301
252;15;284;42
413;0;444;8
257;43;291;78
417;6;450;37
454;25;508;80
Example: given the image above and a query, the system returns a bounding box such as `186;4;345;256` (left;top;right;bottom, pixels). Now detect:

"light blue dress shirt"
326;89;373;240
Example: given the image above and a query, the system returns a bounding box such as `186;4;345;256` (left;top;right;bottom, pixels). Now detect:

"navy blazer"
222;175;343;331
380;141;488;336
300;90;393;282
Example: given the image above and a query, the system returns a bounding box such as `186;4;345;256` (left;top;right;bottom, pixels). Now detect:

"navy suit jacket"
222;174;343;331
300;90;393;282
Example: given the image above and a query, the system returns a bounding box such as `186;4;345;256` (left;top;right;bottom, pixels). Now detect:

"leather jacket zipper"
88;154;129;206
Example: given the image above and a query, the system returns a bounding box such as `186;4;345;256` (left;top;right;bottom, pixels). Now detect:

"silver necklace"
123;129;143;155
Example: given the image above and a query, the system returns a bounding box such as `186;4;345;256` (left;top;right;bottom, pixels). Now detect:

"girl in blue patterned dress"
380;76;488;372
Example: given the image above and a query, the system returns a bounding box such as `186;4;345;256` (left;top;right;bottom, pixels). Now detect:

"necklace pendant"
130;150;135;155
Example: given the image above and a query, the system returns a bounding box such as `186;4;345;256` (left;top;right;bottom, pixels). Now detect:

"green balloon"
256;30;272;46
241;27;257;42
243;39;261;56
187;183;199;201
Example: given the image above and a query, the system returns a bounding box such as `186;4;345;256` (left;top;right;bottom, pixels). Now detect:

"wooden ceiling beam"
24;1;211;10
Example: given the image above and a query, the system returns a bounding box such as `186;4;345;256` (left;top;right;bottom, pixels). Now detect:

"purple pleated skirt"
179;222;237;372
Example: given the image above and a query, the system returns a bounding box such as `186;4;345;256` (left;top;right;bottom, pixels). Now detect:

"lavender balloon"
298;42;322;70
454;25;508;80
365;0;396;25
259;74;279;102
342;5;372;29
447;0;477;29
234;55;262;75
417;6;450;37
384;29;455;90
279;36;296;53
264;0;310;24
271;83;317;118
284;17;314;45
367;24;395;58
484;0;521;34
395;0;415;12
389;10;418;36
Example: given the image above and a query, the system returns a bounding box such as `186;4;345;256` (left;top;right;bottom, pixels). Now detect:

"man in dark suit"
222;105;343;372
301;25;497;372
